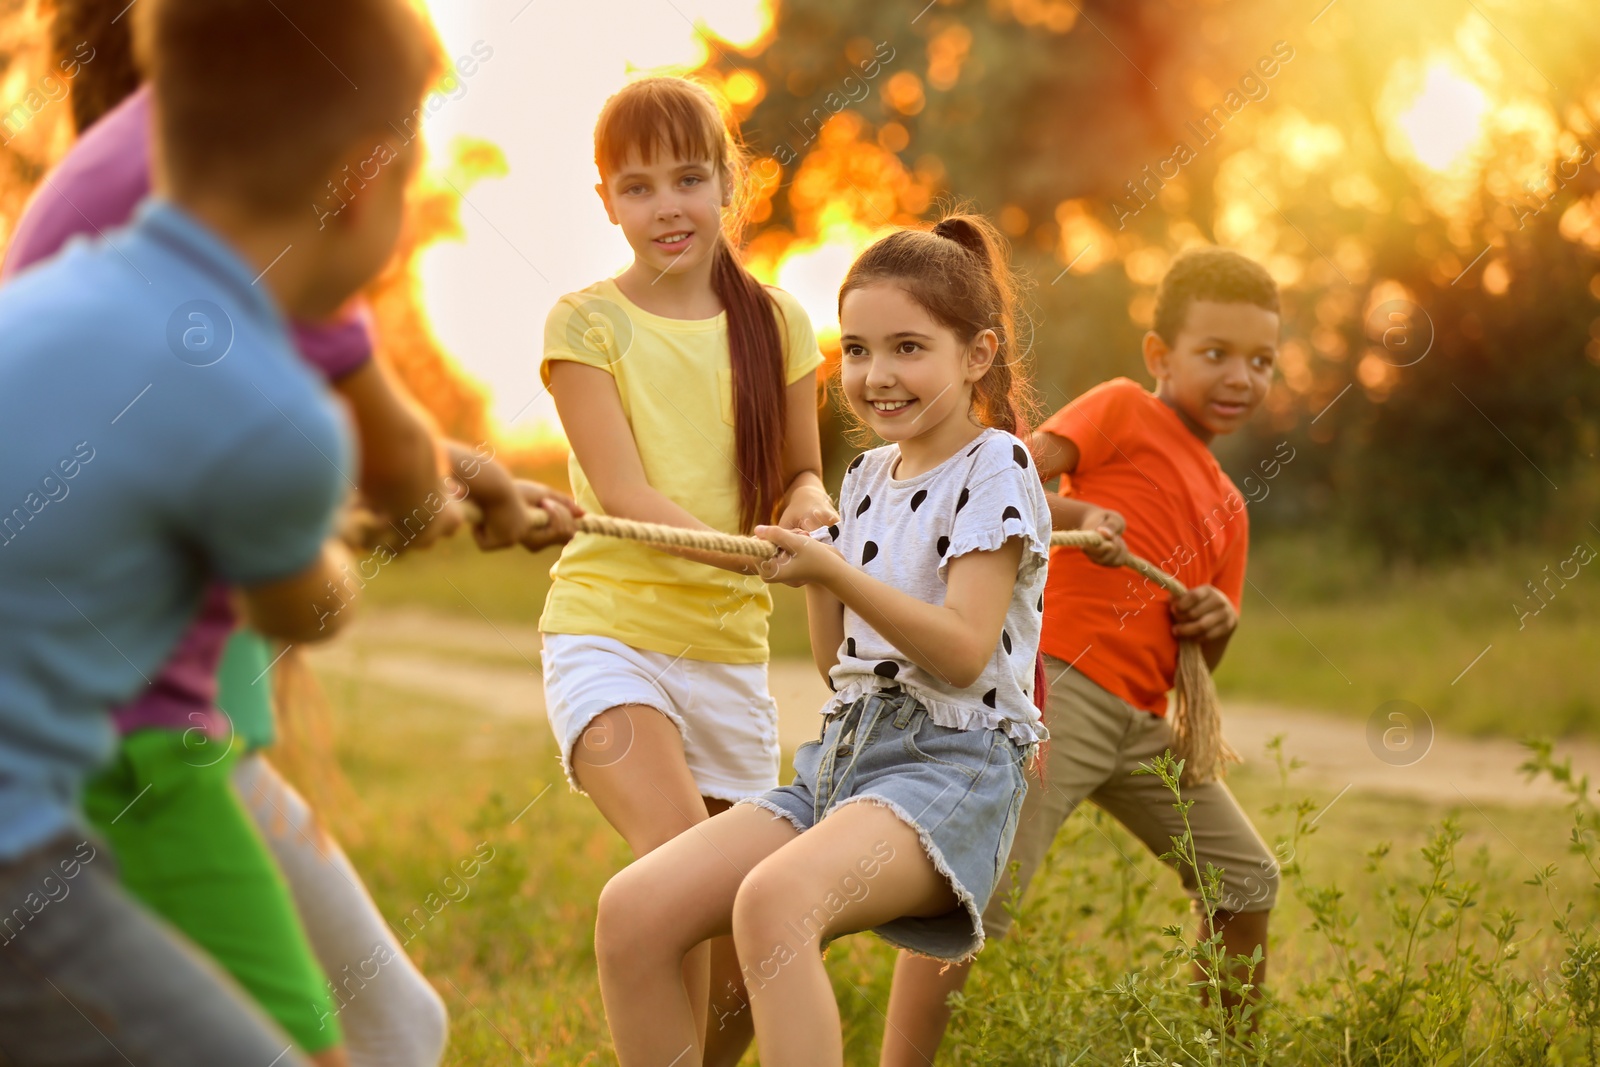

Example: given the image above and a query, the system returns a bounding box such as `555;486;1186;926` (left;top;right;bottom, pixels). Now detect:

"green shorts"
82;729;341;1053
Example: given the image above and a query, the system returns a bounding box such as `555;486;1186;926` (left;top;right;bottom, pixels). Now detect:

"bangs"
595;78;728;176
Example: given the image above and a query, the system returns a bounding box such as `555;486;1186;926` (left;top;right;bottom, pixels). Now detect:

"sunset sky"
407;0;1545;452
413;0;772;447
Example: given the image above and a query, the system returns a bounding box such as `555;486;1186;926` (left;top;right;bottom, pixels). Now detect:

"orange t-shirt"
1038;378;1249;715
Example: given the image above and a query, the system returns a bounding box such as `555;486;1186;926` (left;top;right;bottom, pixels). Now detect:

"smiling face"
598;149;728;280
839;281;995;456
1144;299;1280;441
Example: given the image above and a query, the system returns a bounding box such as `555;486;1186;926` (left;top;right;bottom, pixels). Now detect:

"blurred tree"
709;0;1600;559
367;136;499;450
0;0;70;246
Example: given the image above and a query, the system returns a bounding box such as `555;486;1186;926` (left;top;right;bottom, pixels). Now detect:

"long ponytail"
713;240;787;532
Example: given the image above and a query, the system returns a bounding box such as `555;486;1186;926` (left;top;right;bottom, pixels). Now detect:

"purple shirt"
2;85;374;736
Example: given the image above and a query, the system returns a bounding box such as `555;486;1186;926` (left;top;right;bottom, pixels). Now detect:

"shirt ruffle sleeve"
936;438;1051;584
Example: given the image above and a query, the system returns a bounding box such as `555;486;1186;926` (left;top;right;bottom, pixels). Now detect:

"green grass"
313;667;1600;1065
1214;534;1600;738
328;529;1600;1061
364;528;1600;737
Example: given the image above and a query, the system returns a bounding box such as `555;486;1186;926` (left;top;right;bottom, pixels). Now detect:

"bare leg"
1195;906;1270;1023
733;802;958;1067
310;1049;349;1067
572;705;726;1047
572;705;710;857
596;804;800;1065
882;952;974;1067
701;800;755;1067
704;936;754;1067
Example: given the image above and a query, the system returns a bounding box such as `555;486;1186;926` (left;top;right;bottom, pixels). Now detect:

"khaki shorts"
983;658;1277;939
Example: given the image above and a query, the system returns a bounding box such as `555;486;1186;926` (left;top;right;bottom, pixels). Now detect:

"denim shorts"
741;688;1029;961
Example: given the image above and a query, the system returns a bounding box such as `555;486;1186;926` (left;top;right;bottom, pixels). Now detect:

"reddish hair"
838;211;1038;437
594;77;787;534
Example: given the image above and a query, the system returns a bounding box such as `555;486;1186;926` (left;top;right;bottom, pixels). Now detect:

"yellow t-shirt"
538;277;823;663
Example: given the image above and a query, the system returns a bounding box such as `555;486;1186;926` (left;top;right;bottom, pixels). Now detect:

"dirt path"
306;606;1600;809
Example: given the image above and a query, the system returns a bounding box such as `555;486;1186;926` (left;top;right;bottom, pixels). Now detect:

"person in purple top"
2;8;578;1067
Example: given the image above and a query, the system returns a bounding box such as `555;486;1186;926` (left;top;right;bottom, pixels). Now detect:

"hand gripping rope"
512;511;1239;786
351;503;1237;785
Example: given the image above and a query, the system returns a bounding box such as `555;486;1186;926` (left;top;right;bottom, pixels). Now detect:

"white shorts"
539;633;781;802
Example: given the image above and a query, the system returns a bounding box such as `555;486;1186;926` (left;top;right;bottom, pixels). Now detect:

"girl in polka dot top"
594;212;1052;1067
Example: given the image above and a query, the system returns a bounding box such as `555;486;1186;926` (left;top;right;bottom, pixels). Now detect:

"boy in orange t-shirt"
882;247;1283;1065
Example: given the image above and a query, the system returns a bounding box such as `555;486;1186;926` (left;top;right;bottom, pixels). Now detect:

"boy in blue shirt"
0;0;438;1063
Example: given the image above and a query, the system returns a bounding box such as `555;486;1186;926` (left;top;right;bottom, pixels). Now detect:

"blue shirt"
0;200;350;859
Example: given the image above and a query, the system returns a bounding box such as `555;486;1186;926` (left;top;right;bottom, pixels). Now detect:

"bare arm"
549;360;702;526
774;371;839;531
1201;631;1234;671
1029;429;1079;482
1032;430;1128;565
548;360;761;572
328;363;470;556
1047;494;1100;530
333;360;453;550
805;583;845;683
338;364;574;553
238;541;359;643
758;527;1023;689
438;440;581;551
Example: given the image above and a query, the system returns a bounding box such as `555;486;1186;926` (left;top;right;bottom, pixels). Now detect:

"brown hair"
47;0;141;133
594;76;787;533
839;211;1037;437
132;0;439;215
1152;246;1280;345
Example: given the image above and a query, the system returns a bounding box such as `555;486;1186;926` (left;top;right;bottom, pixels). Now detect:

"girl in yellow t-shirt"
538;75;834;1060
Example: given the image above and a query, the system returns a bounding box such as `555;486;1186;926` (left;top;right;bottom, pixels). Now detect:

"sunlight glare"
1394;61;1490;173
412;0;773;451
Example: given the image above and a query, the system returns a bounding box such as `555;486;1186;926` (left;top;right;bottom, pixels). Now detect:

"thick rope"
357;504;1236;783
1045;532;1239;783
522;512;1237;784
550;513;781;559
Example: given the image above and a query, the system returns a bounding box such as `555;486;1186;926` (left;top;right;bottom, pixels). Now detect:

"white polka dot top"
813;427;1053;744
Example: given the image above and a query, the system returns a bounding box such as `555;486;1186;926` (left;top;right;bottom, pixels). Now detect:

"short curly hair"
1151;247;1280;345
